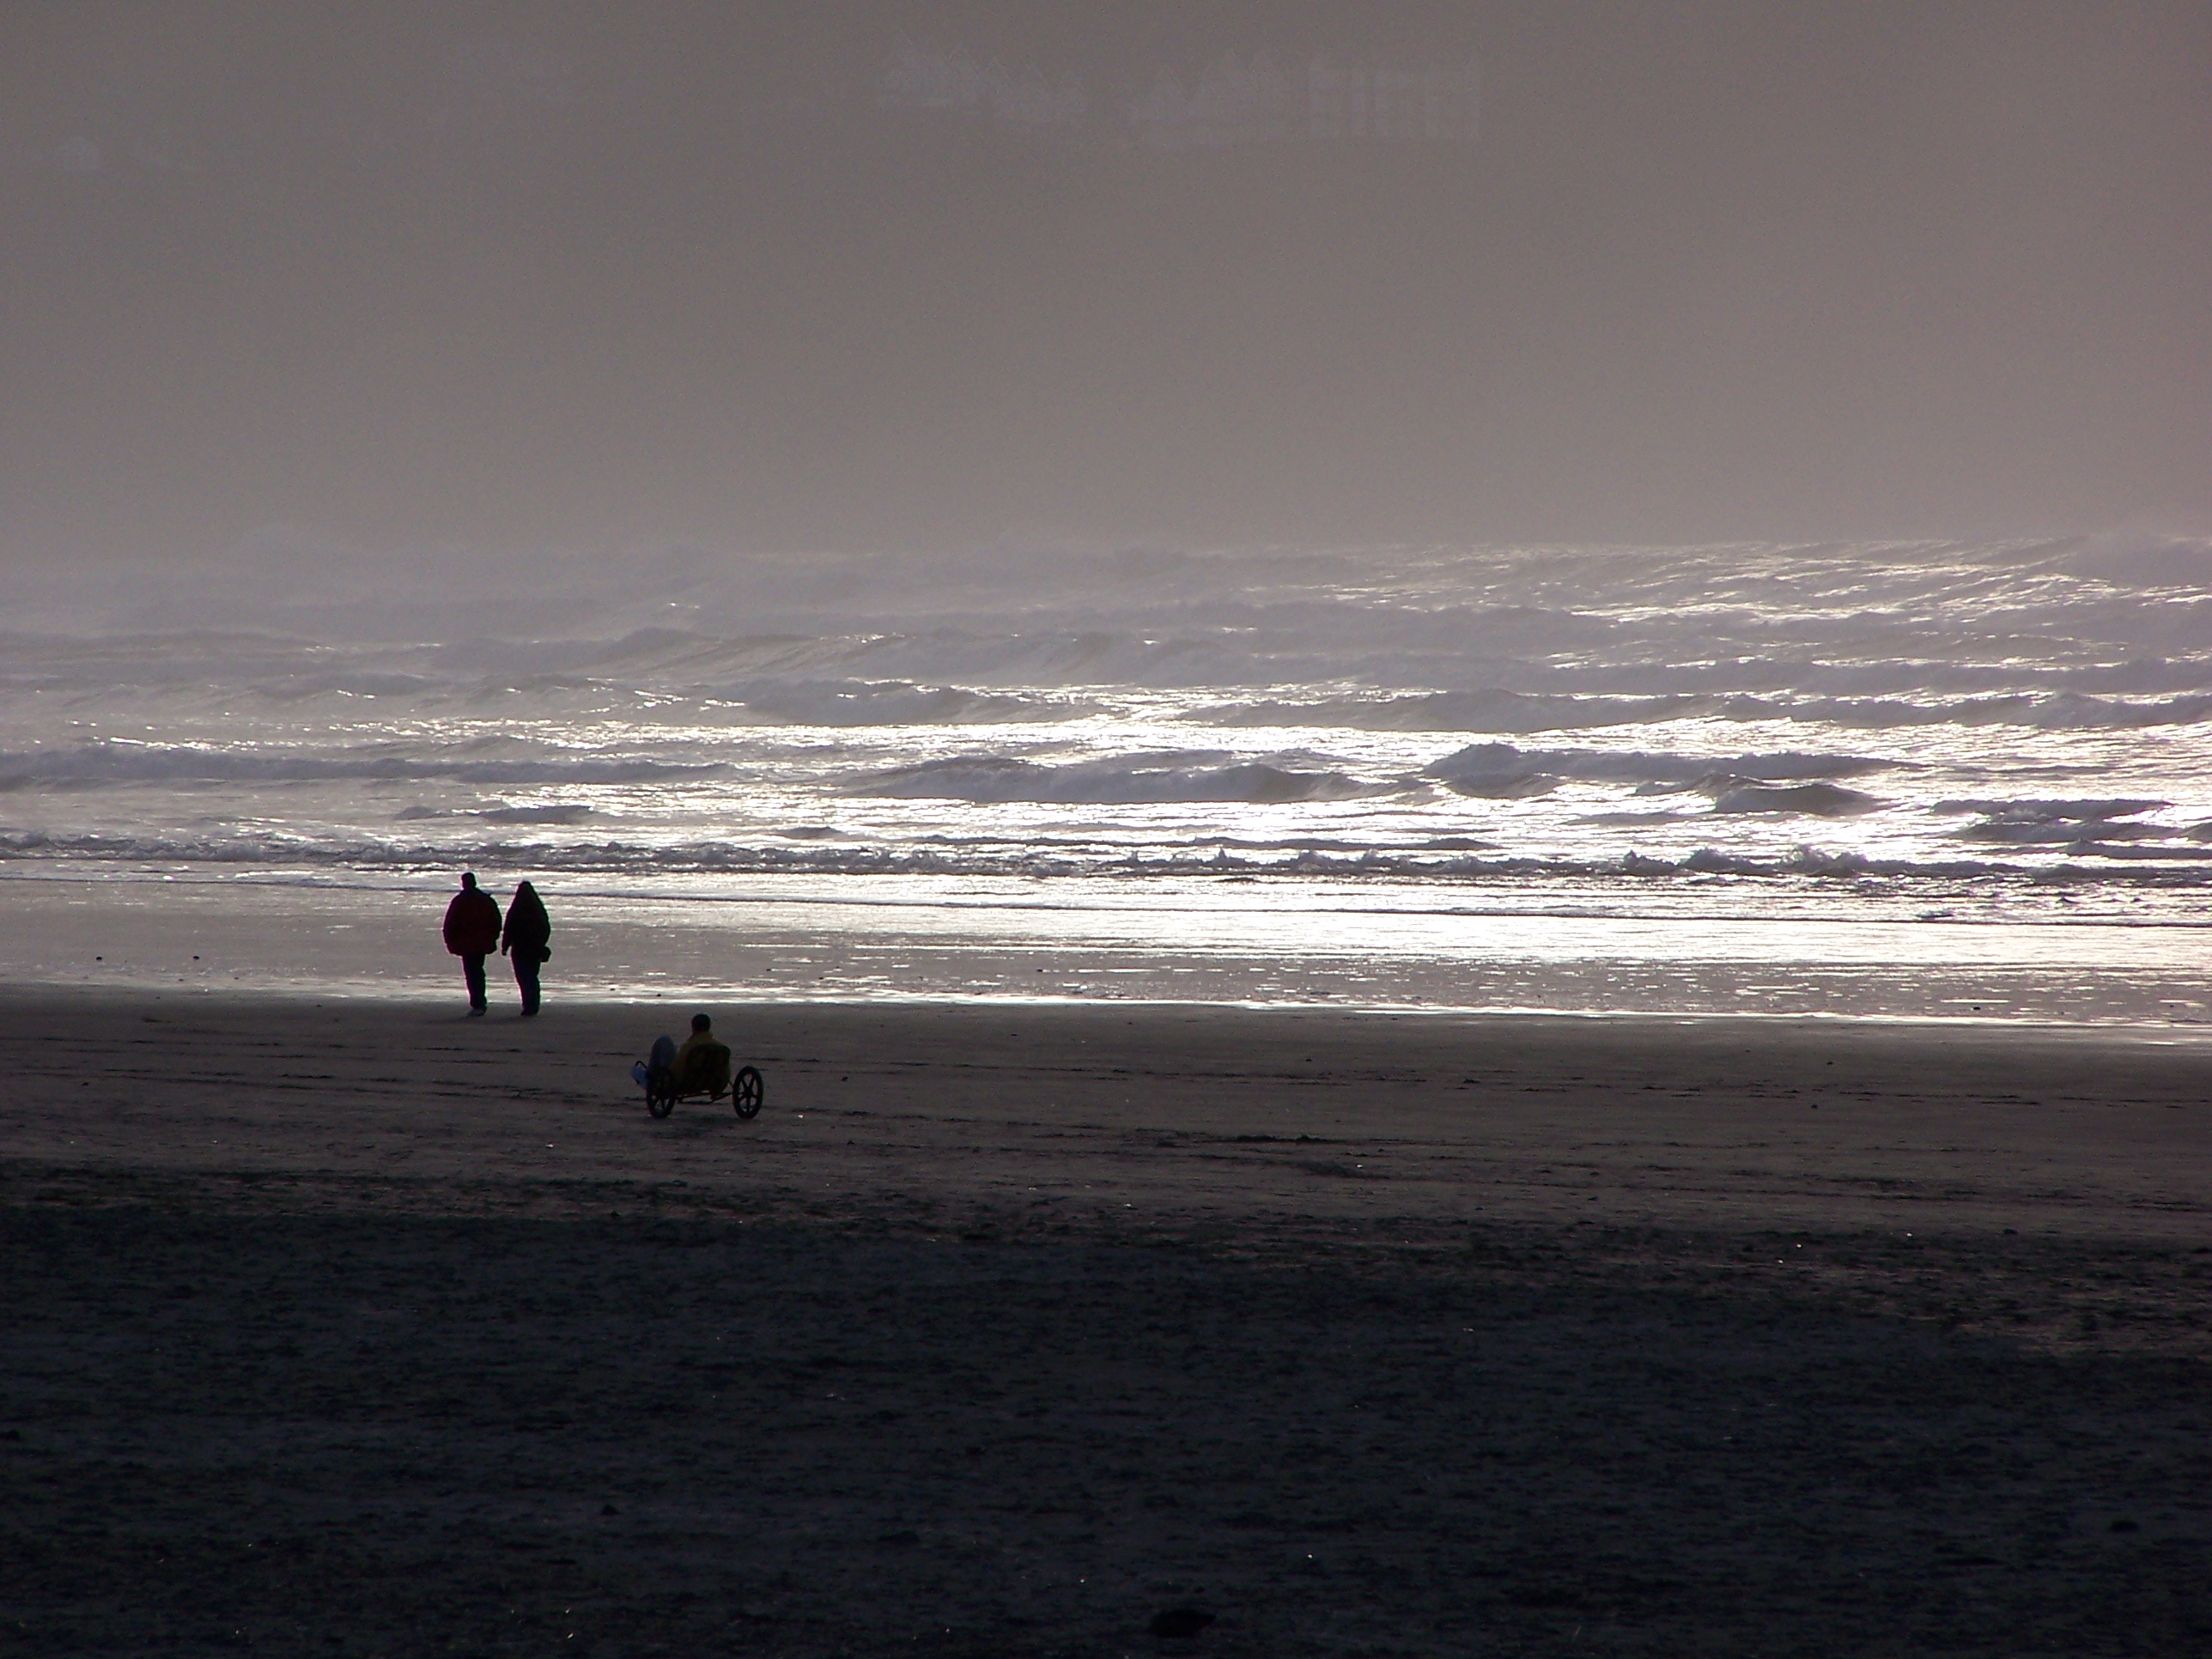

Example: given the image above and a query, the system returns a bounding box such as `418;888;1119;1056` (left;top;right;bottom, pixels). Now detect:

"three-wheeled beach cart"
641;1041;763;1121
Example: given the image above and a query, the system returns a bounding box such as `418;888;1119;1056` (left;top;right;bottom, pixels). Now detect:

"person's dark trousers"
512;951;542;1016
462;954;488;1012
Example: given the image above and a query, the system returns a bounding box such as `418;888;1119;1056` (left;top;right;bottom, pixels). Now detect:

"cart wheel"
647;1080;676;1120
732;1066;763;1120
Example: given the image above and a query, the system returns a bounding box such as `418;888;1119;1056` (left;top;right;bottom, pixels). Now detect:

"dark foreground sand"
3;991;2208;1656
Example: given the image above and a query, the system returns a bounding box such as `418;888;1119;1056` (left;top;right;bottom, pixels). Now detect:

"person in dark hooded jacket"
501;879;552;1016
441;872;502;1014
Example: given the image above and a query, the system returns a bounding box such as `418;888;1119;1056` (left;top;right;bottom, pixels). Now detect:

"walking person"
441;872;502;1015
501;879;552;1017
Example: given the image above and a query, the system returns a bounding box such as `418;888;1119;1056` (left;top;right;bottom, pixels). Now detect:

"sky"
2;1;2207;574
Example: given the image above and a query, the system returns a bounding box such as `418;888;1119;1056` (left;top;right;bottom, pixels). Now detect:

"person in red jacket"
441;872;503;1015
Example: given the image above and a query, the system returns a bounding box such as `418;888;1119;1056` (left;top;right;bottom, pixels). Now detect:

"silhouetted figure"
630;1013;729;1097
674;1012;732;1093
501;879;551;1016
441;872;501;1015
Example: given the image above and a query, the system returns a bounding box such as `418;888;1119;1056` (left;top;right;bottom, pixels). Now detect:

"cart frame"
645;1062;763;1121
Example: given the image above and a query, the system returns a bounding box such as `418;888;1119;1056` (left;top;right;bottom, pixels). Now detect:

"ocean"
4;536;2209;1021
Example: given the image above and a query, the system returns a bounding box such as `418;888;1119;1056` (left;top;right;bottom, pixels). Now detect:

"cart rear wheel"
732;1066;763;1120
647;1080;676;1119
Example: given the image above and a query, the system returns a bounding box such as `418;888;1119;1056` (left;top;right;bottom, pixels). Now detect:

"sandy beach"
9;3;2209;1654
3;991;2207;1655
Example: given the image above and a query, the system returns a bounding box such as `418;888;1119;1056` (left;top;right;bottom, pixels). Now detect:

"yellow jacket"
674;1030;732;1093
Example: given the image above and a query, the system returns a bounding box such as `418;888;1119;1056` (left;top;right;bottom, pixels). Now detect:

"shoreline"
8;869;2212;1024
9;977;2212;1042
13;973;2212;1026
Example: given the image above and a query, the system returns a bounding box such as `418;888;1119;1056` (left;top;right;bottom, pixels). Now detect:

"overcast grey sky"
3;1;2206;568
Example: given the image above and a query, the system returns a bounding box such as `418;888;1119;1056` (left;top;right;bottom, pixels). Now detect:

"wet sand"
7;872;2209;1023
3;991;2209;1655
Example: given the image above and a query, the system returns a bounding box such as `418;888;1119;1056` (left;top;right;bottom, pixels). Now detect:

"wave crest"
0;744;718;787
848;751;1386;805
1423;742;1896;792
1206;689;2212;732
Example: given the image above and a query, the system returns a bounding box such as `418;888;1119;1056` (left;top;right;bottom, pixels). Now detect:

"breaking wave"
1936;797;2169;821
848;752;1389;805
1201;690;2212;732
8;828;2212;885
1929;797;2212;849
1422;742;1897;795
1702;781;1885;817
719;680;1097;726
8;538;2212;945
0;744;720;787
396;803;598;825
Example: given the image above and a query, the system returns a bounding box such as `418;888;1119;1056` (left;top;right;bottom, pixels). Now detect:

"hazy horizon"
3;1;2207;577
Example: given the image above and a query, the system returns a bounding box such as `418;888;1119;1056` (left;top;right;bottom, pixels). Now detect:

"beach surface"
3;992;2209;1655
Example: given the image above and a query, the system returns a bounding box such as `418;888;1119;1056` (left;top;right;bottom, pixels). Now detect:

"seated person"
631;1014;732;1096
674;1012;732;1093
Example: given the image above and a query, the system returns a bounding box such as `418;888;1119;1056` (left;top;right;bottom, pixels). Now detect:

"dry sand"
3;990;2208;1655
